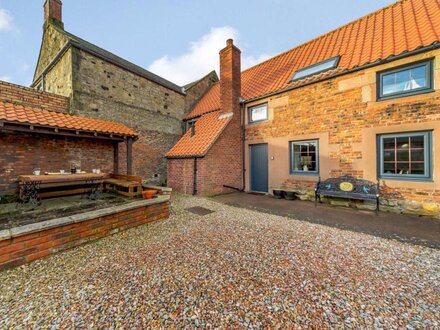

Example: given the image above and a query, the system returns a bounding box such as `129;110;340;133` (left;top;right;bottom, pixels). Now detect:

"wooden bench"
19;173;107;203
103;174;142;198
315;175;380;214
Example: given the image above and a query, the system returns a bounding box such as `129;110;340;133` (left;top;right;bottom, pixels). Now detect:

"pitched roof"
187;0;440;119
52;26;184;95
0;101;137;138
166;110;232;158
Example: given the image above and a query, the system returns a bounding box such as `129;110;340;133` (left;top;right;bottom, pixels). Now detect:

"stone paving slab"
213;192;440;249
0;194;438;328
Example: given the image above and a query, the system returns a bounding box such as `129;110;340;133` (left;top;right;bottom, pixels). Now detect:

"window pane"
291;141;318;172
384;162;395;174
396;162;410;174
396;137;409;149
384;150;394;162
383;138;395;150
411;163;425;175
411;135;424;149
250;105;268;122
411;150;425;162
397;150;409;161
292;57;339;80
381;64;428;96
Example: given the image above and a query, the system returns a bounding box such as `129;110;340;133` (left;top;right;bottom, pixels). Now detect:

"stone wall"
245;50;440;216
34;24;69;82
0;197;170;271
70;49;186;182
0;80;69;113
44;48;73;99
0;131;114;194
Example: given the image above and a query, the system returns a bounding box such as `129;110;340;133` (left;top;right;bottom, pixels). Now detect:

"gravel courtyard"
1;194;439;329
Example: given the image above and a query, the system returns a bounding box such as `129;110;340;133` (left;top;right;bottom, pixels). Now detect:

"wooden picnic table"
18;173;109;201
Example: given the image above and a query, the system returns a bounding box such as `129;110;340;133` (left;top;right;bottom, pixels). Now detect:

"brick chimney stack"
219;39;241;116
44;0;64;29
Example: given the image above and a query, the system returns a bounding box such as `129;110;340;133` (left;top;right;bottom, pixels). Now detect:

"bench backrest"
316;175;379;197
109;173;142;183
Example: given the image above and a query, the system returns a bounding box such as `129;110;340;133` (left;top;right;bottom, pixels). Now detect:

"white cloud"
148;26;271;86
0;8;13;32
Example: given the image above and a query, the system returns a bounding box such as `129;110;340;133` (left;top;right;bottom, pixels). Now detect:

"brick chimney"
44;0;64;29
219;39;241;116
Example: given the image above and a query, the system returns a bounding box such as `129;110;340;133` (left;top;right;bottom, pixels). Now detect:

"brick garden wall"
0;199;170;271
0;80;69;113
0;132;114;194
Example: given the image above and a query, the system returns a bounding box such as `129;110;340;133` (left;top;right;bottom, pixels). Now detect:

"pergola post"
113;142;119;174
126;138;133;175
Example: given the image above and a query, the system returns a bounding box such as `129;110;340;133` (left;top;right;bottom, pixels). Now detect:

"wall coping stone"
142;184;172;193
1;195;170;241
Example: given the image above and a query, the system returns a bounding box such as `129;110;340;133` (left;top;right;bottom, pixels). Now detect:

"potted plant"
273;189;283;199
142;189;158;199
284;191;296;200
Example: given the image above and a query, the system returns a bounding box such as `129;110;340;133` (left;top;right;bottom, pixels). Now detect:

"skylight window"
291;56;340;81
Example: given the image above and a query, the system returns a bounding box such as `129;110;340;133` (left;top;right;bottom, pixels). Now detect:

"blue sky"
0;0;395;86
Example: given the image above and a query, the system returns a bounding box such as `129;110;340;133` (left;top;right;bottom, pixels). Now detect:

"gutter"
32;42;72;89
244;42;440;104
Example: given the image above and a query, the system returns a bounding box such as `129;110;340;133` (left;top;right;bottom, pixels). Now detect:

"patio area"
1;194;438;328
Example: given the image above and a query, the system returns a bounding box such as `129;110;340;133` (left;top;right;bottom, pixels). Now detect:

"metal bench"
315;175;380;214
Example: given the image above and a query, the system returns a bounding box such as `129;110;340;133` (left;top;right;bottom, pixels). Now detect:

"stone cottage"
32;0;217;182
167;0;440;217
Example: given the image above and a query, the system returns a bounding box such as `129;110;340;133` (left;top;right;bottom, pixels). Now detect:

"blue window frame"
291;56;340;81
377;60;433;100
378;131;432;181
248;103;268;123
290;139;319;175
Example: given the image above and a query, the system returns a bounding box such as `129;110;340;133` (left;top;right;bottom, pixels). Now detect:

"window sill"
248;119;269;125
379;176;433;183
290;171;319;177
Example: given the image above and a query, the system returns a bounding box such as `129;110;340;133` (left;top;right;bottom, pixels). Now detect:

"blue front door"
250;144;268;192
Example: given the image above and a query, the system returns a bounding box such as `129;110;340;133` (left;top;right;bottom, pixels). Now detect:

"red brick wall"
167;158;195;195
0;201;170;271
0;132;114;194
0;80;69;113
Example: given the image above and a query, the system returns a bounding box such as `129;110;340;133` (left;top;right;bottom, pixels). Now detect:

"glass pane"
411;135;424;149
383;137;395;150
411;150;425;162
292;141;317;172
383;150;394;162
396;137;409;149
397;150;409;161
292;57;339;80
384;162;396;174
411;163;425;175
396;162;410;175
250;105;267;122
382;64;427;95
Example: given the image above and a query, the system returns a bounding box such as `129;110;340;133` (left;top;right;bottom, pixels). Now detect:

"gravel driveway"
1;194;439;328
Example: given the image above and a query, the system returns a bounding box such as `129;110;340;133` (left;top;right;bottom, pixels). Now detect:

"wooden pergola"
0;120;138;175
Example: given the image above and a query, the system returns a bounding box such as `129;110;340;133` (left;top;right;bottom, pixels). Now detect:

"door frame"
249;143;269;193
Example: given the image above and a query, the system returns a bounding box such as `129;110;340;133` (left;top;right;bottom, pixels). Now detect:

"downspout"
240;99;246;191
193;157;198;195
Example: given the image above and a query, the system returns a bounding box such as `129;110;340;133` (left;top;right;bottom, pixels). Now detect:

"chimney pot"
226;39;234;46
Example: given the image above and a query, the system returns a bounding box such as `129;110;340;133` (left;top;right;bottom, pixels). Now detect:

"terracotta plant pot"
142;190;158;199
273;189;283;199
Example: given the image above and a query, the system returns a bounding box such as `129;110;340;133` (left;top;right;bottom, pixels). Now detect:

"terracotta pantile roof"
187;0;440;119
166;110;232;158
0;101;138;137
